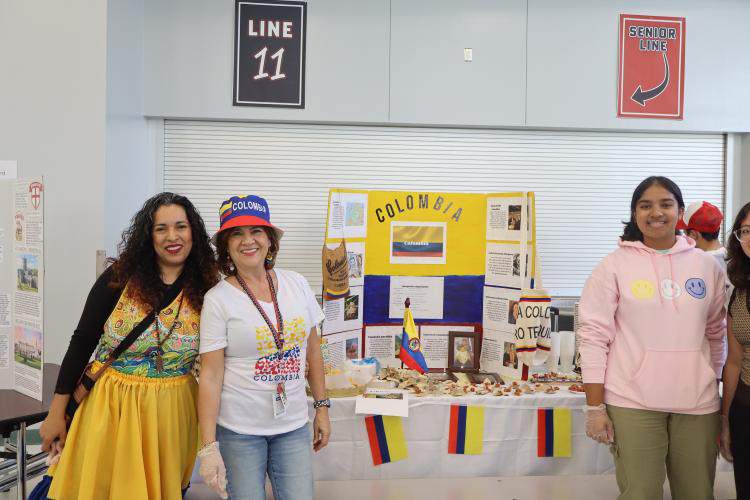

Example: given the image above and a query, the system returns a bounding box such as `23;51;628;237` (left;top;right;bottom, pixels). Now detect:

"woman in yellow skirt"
39;192;219;499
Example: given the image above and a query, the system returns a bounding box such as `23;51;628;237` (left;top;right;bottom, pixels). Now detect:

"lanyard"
236;271;284;351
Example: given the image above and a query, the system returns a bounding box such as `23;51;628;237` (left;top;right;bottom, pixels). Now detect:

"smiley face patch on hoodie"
685;278;707;299
630;279;656;299
660;279;682;300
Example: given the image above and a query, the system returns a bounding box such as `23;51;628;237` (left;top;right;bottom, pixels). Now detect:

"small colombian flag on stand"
537;407;572;457
365;415;408;465
448;405;485;455
399;302;428;374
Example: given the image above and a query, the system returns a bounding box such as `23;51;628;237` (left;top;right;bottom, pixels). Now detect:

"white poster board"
0;177;44;400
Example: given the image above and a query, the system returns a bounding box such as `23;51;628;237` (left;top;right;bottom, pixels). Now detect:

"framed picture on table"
448;331;480;373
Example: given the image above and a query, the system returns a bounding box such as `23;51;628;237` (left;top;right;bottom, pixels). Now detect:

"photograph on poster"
507;205;522;230
390;221;446;265
503;341;519;369
448;331;480;373
16;253;38;293
508;300;520;325
345;337;359;360
327;192;368;239
345;202;364;227
344;295;359;321
14;326;41;370
345;241;365;287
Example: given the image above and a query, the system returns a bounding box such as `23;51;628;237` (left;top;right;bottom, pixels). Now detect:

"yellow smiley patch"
630;279;655;299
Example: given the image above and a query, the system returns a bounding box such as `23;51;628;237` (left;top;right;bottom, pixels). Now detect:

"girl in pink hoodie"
579;176;726;500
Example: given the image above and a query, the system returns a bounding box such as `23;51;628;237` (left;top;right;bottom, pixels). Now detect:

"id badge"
272;382;288;418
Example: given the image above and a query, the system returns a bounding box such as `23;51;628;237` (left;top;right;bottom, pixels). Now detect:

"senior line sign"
617;14;685;119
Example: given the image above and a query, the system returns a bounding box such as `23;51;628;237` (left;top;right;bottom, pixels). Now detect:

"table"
0;363;59;499
307;391;617;480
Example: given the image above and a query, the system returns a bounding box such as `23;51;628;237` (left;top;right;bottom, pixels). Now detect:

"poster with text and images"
326;191;368;240
420;325;475;370
0;177;44;398
486;196;528;241
364;325;403;369
321;329;362;370
485;242;529;289
389;221;446;265
482;286;520;334
322;286;363;335
480;328;524;380
388;276;444;320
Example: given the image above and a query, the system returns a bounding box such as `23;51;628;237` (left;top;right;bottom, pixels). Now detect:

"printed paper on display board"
320;329;362;371
364;325;403;369
480;328;525;380
485;242;528;289
345;241;365;288
326;191;368;240
486;195;528;242
419;325;475;370
483;286;521;334
322;286;363;335
388;276;444;320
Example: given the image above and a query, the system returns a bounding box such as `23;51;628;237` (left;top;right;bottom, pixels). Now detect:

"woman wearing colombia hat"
197;195;330;499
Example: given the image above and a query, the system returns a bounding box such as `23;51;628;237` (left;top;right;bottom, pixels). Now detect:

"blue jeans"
217;424;313;500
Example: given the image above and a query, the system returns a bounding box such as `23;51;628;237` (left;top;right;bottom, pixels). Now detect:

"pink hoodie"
579;236;726;414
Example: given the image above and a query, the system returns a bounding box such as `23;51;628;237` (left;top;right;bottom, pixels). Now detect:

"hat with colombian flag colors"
212;195;284;244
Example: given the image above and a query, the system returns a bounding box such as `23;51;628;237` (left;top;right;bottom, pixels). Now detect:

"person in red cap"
678;201;726;266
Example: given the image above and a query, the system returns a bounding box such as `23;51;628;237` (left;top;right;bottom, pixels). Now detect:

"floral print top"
94;284;200;377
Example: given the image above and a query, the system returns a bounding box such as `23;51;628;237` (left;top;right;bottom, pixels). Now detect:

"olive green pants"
607;405;719;500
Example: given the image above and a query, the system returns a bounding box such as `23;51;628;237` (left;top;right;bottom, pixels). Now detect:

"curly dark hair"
215;226;280;276
621;176;685;241
108;192;219;310
727;202;750;293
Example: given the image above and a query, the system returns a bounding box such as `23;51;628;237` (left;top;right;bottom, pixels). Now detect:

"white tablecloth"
308;391;617;480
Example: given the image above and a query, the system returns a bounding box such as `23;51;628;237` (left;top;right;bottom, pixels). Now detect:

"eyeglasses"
734;228;750;243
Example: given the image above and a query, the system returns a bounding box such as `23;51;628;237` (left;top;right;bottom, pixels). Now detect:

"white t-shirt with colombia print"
199;269;324;436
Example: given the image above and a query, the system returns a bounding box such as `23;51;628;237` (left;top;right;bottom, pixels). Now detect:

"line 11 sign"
617;14;685;119
233;0;307;108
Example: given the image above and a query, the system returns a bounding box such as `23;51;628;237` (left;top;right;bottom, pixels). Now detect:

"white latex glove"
45;440;64;466
198;442;228;499
584;404;614;444
720;414;733;462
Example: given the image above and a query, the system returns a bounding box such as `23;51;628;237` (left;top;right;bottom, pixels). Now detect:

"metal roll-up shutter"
163;121;725;297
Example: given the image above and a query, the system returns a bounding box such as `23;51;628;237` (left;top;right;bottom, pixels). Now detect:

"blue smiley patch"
685;278;706;299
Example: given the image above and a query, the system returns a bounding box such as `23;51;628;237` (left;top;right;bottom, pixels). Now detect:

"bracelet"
313;398;331;409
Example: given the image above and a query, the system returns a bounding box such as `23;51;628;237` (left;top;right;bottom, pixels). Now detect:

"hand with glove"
719;414;732;462
584;404;614;444
198;441;228;499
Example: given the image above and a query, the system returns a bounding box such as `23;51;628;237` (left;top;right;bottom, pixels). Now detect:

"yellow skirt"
48;362;199;500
